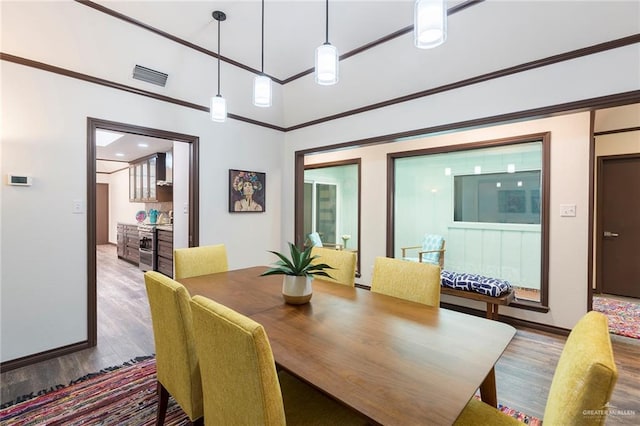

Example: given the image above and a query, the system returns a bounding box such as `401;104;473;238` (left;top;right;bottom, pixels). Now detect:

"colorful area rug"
1;357;540;425
593;296;640;339
0;357;190;425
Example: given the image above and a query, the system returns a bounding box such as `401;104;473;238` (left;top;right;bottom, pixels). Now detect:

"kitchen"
96;129;190;278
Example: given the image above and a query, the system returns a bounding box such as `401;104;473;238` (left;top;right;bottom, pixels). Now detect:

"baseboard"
440;302;570;336
1;341;93;373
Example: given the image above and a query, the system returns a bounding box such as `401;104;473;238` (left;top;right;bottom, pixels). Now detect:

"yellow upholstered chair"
454;311;618;426
143;271;203;425
173;244;228;280
311;246;357;287
371;256;441;307
189;295;368;425
401;233;446;268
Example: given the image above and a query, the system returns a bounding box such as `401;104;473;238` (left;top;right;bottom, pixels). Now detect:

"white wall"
294;111;594;330
0;62;284;362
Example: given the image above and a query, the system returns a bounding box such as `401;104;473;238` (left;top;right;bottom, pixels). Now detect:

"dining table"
179;266;516;425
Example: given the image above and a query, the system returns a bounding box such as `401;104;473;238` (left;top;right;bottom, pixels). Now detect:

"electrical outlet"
183;203;189;214
560;204;576;217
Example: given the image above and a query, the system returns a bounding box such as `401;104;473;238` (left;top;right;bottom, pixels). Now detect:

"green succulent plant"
261;242;334;279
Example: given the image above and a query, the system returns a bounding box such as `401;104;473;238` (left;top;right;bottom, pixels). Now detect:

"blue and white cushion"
308;232;323;247
420;234;444;264
440;270;512;297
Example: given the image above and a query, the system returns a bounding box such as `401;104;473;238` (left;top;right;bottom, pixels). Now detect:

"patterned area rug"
1;357;540;425
593;296;640;339
0;357;190;425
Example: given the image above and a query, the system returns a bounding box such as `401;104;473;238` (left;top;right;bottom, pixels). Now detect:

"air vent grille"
132;65;168;87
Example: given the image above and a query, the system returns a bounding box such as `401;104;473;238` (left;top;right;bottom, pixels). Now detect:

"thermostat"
7;174;32;186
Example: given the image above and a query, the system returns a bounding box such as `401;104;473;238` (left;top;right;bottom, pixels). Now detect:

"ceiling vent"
132;65;168;87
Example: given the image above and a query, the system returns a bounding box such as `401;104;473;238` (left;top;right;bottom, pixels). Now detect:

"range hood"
157;151;173;186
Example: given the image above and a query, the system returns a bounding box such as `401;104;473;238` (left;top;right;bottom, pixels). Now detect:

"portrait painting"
229;169;266;213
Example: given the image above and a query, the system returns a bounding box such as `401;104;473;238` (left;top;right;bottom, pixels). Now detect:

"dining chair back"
174;244;228;280
311;246;357;287
189;295;368;425
454;311;618;426
543;310;618;424
143;271;203;425
190;295;285;424
371;256;441;307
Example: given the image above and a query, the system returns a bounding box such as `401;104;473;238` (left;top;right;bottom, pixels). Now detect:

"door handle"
603;231;619;238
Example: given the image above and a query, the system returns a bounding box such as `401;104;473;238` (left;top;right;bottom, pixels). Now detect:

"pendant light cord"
217;18;221;96
324;0;329;44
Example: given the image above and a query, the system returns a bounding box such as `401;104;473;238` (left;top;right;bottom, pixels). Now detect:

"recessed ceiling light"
115;153;125;157
138;143;149;148
96;129;124;147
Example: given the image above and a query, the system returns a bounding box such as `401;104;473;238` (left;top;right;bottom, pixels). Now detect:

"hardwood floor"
2;244;639;425
1;244;155;406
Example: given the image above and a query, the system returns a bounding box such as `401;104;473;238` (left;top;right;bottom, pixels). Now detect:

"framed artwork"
229;169;266;213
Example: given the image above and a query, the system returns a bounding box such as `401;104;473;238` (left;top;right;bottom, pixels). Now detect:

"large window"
392;137;548;304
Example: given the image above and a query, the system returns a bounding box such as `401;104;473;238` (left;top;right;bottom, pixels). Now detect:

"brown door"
96;183;109;245
598;155;640;298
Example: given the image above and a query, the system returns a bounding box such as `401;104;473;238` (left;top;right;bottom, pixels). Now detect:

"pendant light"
211;10;227;122
253;0;272;107
414;0;447;49
315;0;338;85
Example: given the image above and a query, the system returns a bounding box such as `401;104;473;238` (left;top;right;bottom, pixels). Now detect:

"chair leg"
156;381;169;426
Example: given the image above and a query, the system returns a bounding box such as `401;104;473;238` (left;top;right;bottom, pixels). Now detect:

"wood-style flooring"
1;244;639;425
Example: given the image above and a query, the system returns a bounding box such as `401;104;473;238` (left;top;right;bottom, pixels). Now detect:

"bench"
441;286;515;320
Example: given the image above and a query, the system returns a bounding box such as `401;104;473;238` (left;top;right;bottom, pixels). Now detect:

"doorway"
87;118;200;347
596;154;640;298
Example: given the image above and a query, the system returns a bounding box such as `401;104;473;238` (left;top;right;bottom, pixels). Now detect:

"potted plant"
261;242;334;304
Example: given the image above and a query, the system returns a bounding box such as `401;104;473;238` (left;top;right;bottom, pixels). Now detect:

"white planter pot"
282;275;313;304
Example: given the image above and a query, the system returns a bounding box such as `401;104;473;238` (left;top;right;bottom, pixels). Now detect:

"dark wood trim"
0;52;282;132
440;302;566;335
74;0;284;85
386;152;395;257
1;52;207;112
87;120;98;347
387;132;551;311
295;91;640;156
294;152;306;247
228;113;286;132
594;126;640;136
540;132;551;308
0;341;92;372
4;35;639;135
281;0;485;84
85;118;200;362
588;111;596;308
287;34;640;131
301;159;362;274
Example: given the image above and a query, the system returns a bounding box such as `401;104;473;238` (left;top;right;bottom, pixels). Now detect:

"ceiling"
96;131;174;173
94;0;468;173
94;0;467;82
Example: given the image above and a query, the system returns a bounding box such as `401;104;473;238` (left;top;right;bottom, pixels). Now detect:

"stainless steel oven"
138;225;156;272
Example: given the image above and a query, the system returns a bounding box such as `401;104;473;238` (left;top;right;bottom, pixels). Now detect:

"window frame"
387;133;550;311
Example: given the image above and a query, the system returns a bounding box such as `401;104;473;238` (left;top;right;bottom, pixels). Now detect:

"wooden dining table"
179;266;516;425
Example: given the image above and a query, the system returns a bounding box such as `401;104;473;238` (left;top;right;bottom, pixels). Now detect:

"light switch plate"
560;204;576;217
72;199;84;214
